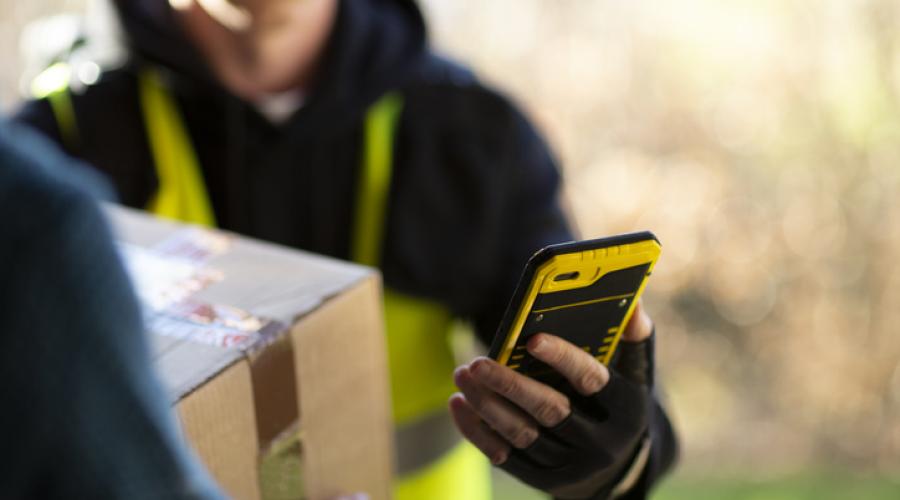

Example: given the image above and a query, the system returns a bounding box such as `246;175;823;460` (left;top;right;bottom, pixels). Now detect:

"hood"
112;0;429;111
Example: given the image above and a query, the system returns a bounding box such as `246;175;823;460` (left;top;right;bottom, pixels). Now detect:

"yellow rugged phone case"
488;232;661;385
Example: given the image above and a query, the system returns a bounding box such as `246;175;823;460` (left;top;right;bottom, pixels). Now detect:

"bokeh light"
420;0;900;493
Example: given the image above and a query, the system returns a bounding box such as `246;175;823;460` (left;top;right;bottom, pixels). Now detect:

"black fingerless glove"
499;334;656;500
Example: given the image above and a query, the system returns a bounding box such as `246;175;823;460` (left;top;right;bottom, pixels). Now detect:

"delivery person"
14;0;678;498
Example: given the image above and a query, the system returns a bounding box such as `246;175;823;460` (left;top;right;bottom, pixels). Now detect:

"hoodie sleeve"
467;105;678;499
0;123;223;499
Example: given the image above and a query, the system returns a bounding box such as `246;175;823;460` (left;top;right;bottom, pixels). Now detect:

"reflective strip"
395;411;462;477
138;68;217;227
383;289;458;425
351;91;402;267
350;92;481;487
31;62;79;151
31;62;71;98
47;90;79;152
394;440;491;500
350;91;460;424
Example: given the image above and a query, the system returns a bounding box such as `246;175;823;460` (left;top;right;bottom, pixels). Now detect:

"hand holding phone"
450;232;662;498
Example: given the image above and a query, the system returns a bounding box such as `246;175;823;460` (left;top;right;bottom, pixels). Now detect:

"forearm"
552;330;678;500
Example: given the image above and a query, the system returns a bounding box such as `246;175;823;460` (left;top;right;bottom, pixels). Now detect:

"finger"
527;334;610;396
613;335;652;386
448;393;510;465
518;431;573;468
469;357;571;427
622;299;653;342
547;374;648;448
454;365;540;449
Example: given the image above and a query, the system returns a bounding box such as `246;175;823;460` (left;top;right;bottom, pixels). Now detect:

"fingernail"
471;359;487;376
491;451;508;465
453;366;470;388
530;336;547;354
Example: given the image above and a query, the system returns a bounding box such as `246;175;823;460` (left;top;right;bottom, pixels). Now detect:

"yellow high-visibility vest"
39;65;490;500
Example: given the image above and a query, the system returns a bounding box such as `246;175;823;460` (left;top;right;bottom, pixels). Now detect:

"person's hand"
449;301;656;499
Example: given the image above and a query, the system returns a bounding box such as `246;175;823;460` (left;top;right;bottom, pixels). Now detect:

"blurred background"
2;0;899;498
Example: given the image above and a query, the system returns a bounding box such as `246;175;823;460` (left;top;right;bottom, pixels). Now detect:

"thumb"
622;299;653;342
614;300;655;386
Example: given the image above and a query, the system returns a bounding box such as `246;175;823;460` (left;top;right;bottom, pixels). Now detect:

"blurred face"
171;0;338;100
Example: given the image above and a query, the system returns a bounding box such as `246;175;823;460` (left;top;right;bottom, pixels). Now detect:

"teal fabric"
0;122;223;499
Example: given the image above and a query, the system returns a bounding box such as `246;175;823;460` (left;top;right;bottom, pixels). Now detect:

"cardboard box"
107;206;393;500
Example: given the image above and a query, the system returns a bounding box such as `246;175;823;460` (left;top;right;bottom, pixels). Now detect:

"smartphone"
488;231;661;386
